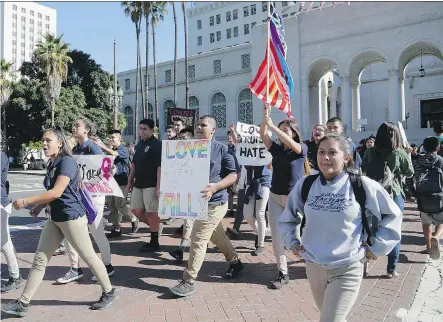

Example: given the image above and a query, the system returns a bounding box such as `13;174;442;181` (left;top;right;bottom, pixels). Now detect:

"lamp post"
108;86;123;129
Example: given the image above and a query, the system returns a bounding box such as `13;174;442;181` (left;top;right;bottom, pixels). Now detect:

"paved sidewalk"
0;202;439;321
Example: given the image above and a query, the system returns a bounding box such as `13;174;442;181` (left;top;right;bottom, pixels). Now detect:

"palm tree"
182;1;189;109
0;59;14;141
172;1;178;107
34;33;72;127
142;2;152;119
151;2;167;128
122;1;143;140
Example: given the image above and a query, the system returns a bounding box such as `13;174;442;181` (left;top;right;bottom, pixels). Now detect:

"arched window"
163;99;175;126
238;88;253;124
211;92;226;128
189;96;199;124
123;106;134;136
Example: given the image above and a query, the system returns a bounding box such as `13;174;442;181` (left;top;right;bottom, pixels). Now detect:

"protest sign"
159;139;210;220
167;108;196;127
235;122;272;166
74;155;124;198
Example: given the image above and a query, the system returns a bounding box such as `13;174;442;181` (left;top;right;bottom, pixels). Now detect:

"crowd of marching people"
1;107;443;321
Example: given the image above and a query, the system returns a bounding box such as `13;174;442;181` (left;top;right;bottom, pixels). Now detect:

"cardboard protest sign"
74;155;124;198
159;139;210;221
235;122;272;166
167;108;196;127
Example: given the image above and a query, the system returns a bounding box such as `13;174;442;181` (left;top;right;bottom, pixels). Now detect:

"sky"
38;1;188;74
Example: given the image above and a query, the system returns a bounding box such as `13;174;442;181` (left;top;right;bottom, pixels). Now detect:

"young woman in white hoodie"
278;133;402;322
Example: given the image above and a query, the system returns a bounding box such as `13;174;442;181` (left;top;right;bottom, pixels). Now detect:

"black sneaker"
106;229;122;239
1;276;25;293
169;249;184;263
226;227;240;237
270;271;289;289
252;246;265;256
139;242;160;252
224;259;244;279
90;288;117;310
91;264;115;282
1;299;29;317
131;220;139;234
170;280;195;297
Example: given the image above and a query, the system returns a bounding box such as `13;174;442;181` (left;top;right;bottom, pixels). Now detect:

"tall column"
329;89;337;118
388;69;401;122
351;81;361;131
321;91;328;126
292;18;302;125
301;78;310;137
340;75;352;134
400;76;406;122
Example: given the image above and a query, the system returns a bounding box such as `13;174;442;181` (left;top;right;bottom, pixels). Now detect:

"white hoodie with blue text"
278;171;402;269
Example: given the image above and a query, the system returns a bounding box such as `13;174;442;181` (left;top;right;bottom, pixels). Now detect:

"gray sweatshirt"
278;171;402;269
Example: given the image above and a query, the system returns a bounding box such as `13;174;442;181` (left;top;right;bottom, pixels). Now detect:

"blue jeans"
387;195;404;273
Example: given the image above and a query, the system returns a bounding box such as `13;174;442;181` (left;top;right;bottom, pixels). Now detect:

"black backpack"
300;172;374;246
415;159;443;213
365;152;394;196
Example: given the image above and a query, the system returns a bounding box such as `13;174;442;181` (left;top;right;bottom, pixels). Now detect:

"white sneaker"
56;268;83;284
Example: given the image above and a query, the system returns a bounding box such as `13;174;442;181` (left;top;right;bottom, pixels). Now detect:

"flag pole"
265;1;271;116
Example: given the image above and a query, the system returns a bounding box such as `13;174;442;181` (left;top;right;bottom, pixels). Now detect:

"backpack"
300;172;374;246
365;152;394;196
415;159;443;214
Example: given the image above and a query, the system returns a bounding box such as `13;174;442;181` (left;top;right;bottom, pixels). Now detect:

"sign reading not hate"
235;122;272;166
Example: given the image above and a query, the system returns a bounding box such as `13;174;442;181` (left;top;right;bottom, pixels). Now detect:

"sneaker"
1;299;29;317
91;264;115;282
53;245;66;256
270;271;289;289
169;249;184;263
226;227;239;237
386;271;400;279
56;268;83;284
170;280;195;297
224;259;244;279
139;242;160;252
1;276;25;293
163;218;176;226
106;229;122;239
252;246;265;256
131;220;139;234
430;237;441;260
90;288;117;310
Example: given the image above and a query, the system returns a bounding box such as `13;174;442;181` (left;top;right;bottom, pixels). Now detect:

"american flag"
249;3;294;117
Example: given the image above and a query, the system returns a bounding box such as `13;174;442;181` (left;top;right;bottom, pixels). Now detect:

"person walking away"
1;134;24;293
413;137;443;260
259;103;309;289
362;122;414;278
93;130;139;238
56;118;114;284
1;127;116;317
304;125;326;173
279;133;402;322
126;119;162;252
169;116;243;297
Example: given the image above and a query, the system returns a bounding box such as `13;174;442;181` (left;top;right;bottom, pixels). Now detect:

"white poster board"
74;155;124;198
398;121;409;147
159;139;210;221
235;122;272;166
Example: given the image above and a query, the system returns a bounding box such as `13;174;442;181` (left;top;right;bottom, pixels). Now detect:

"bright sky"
39;1;188;74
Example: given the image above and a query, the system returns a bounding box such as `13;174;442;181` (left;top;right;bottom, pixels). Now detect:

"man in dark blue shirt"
170;115;243;297
127;119;162;252
93;130;139;238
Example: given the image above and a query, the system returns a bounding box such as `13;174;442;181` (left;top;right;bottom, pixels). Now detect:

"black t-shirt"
133;136;162;188
44;156;85;222
269;142;307;195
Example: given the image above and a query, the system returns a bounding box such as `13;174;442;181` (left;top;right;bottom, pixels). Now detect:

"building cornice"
186;2;238;18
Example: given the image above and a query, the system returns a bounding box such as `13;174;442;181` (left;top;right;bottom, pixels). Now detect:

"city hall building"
118;1;443;143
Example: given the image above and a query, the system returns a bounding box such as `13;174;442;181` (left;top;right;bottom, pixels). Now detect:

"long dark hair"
374;122;401;154
43;126;73;158
278;119;304;143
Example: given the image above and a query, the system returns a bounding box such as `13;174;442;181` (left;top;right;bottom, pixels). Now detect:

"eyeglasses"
313;128;325;133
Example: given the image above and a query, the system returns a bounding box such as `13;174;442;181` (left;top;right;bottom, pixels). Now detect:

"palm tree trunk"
51;98;55;126
152;24;159;129
138;49;145;116
135;30;140;141
145;18;150;119
182;2;189;109
172;2;177;108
